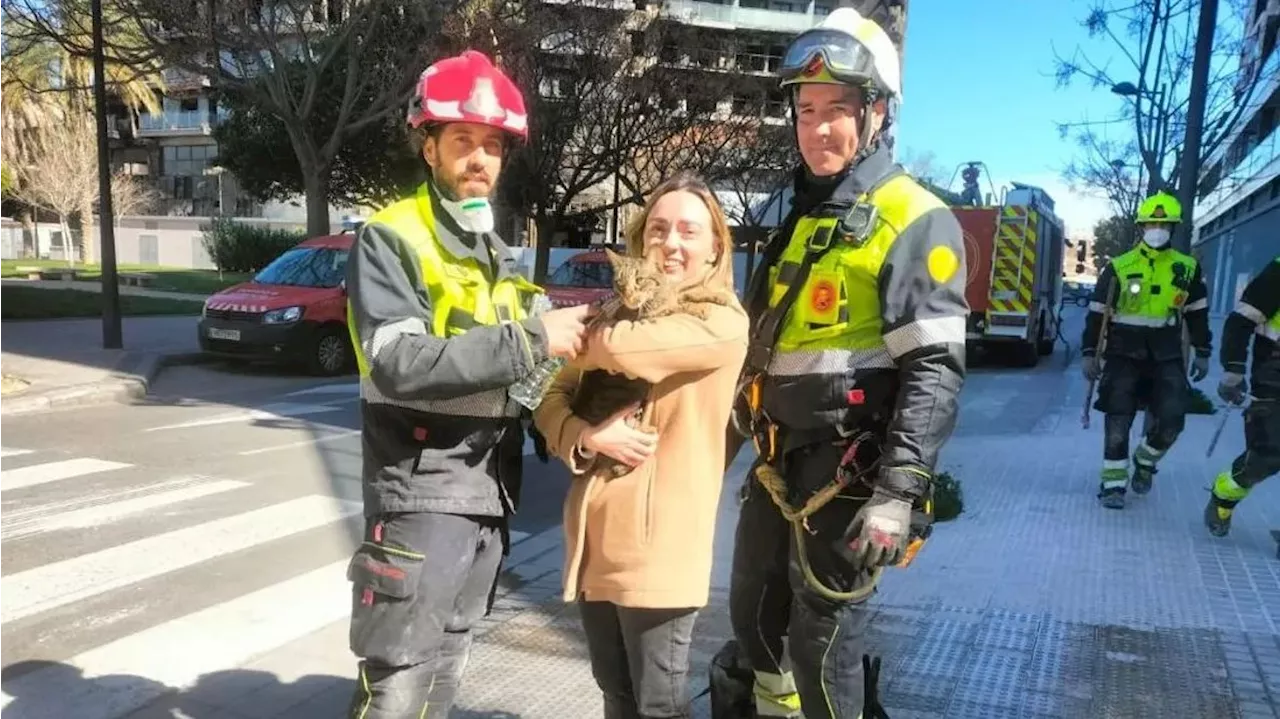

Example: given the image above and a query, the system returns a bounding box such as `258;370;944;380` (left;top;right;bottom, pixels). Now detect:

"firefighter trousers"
1222;399;1280;496
1098;356;1188;489
346;511;505;719
728;441;877;719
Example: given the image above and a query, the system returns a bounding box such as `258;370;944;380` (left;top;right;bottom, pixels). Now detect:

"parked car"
542;250;617;308
198;233;355;375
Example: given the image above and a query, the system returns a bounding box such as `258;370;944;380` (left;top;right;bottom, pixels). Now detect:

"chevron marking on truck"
989;205;1037;314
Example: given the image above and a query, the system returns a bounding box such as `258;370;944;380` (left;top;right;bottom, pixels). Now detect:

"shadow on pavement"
1;659;537;718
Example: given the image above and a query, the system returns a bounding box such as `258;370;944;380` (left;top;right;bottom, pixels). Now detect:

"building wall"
1192;175;1280;313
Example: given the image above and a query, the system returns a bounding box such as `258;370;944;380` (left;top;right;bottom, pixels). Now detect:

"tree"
1054;0;1260;205
1;106;153;263
479;1;793;281
7;0;464;237
899;147;945;186
3;0;165;261
719;123;798;230
211;44;423;211
1090;213;1137;272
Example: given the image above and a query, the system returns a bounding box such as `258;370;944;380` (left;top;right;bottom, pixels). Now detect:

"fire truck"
946;162;1067;367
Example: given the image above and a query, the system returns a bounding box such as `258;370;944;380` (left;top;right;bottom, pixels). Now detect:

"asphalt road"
0;360;571;691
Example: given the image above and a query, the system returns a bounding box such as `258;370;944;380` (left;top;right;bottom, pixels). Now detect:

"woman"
533;172;749;719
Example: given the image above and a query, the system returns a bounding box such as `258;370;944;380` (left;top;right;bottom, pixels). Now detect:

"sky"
894;0;1136;236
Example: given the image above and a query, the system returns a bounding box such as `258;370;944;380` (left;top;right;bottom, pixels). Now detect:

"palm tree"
2;0;166;262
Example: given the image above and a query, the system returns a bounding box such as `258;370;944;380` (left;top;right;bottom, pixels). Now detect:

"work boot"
1131;463;1156;495
1204;495;1233;537
1098;487;1126;510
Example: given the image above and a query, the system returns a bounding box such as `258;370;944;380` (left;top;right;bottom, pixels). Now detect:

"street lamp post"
91;0;123;349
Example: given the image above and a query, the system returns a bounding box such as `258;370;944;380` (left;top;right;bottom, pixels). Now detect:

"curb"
0;350;213;416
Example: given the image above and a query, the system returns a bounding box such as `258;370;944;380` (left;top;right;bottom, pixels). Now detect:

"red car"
198;233;355;375
543;250;617;308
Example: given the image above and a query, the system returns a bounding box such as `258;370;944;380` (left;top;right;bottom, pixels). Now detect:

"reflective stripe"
359;377;511;418
767;347;896;376
883;315;966;358
1259;324;1280;341
1103;459;1129;471
1112;313;1175;328
1133;440;1165;467
1236;301;1268;325
1183;298;1208;312
1213;471;1250;502
1088;301;1109;313
367;317;427;363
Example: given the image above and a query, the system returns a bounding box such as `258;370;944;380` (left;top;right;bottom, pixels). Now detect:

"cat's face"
606;249;665;310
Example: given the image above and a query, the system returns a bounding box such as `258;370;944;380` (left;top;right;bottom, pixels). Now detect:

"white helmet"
778;7;902;103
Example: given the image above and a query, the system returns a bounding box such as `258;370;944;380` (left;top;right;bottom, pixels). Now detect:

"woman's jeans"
579;601;699;719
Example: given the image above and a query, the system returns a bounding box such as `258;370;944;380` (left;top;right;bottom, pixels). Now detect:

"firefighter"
720;8;968;718
342;50;595;719
1081;191;1212;510
1205;257;1280;538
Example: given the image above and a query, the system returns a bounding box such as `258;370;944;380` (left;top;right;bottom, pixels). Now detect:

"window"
163;144;217;176
254;247;349;288
548;259;613;288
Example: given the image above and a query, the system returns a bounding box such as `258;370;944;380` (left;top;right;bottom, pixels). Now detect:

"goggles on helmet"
779;29;878;88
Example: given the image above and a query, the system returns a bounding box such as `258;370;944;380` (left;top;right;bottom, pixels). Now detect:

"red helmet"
407;50;528;143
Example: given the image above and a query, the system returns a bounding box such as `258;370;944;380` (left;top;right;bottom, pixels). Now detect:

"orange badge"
811;279;836;313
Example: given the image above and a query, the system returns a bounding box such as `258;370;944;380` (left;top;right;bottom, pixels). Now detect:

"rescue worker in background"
723;8;968;718
1081;191;1212;510
342;50;595;718
1205;257;1280;538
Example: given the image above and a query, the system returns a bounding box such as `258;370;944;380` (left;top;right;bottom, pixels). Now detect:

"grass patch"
1;260;250;296
932;471;964;522
1;286;205;320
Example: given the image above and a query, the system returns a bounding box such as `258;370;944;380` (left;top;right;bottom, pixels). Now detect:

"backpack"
708;640;757;719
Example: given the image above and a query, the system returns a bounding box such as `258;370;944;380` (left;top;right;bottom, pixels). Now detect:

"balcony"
661;0;814;34
138;110;227;137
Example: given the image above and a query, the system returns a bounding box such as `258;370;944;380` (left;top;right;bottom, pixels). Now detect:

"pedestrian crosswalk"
0;445;364;719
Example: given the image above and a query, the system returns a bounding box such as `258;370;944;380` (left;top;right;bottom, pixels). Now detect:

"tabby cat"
570;248;732;478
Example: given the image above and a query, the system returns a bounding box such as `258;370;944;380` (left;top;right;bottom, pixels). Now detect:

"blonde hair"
623;171;736;292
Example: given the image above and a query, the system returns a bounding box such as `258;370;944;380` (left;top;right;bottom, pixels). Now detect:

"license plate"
207;328;241;341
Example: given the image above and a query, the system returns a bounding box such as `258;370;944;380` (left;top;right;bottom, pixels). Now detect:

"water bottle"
509;293;566;411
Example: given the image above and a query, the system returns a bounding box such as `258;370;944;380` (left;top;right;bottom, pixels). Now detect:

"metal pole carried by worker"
1203;256;1280;541
1079;192;1213;510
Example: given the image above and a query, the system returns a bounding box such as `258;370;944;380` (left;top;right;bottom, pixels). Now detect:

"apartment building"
1192;0;1280;311
103;0;847;235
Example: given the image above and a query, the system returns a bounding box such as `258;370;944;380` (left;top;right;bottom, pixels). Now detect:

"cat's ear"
604;247;624;269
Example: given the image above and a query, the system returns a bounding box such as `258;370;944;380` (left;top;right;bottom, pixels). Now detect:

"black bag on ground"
709;640;757;719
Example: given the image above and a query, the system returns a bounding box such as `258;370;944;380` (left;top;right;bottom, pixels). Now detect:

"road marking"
0;458;131;493
143;402;345;432
2;479;249;541
283;382;360;398
510;530;531;544
1;495;362;624
0;559;351;719
0;448;33;458
238;428;362;456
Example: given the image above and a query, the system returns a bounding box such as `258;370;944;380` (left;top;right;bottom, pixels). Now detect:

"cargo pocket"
346;539;426;664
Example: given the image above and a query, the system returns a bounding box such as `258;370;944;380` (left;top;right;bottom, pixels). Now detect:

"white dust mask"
438;195;495;235
1143;227;1171;248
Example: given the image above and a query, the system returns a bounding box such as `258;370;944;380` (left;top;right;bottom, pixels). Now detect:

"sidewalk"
108;348;1280;719
1;316;206;415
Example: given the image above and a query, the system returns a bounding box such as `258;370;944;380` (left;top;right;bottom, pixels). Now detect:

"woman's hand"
581;403;657;468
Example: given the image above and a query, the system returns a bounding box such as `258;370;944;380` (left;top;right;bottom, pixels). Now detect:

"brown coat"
533;301;748;608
